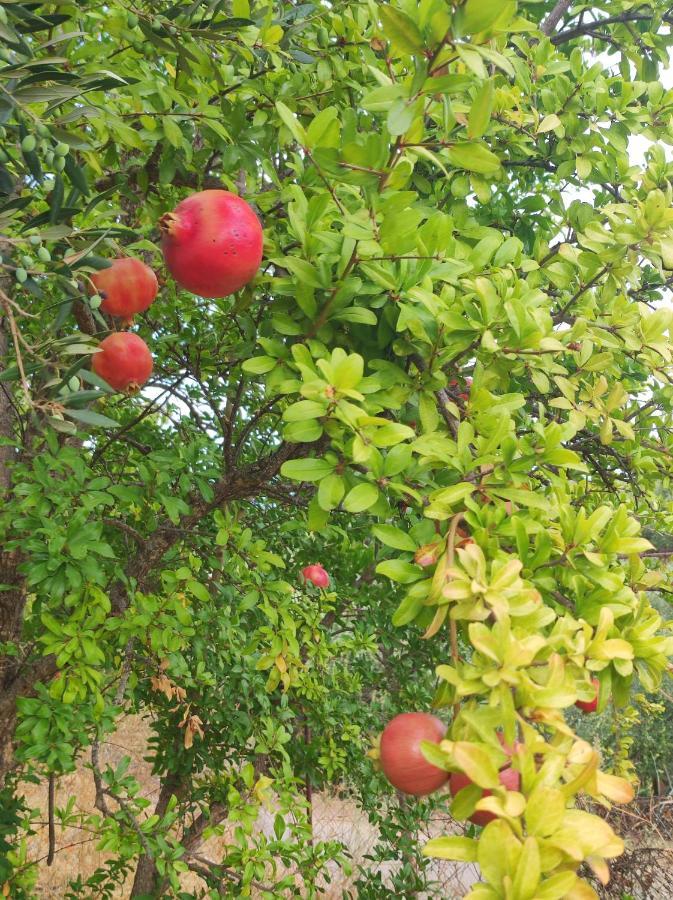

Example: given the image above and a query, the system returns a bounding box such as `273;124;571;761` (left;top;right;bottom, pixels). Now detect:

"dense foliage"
2;1;673;897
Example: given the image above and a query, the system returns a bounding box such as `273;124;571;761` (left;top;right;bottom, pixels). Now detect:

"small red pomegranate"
159;190;263;298
301;564;329;589
449;766;521;826
90;258;158;318
575;677;600;713
92;332;153;393
380;712;448;796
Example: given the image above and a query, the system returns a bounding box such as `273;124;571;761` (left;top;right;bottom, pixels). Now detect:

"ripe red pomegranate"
575;677;600;713
449;766;521;827
380;712;448;796
159;190;263;298
301;564;329;589
92;332;153;393
90;258;158;318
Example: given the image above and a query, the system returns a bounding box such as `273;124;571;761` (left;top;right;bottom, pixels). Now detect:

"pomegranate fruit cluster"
91;190;263;393
378;691;600;826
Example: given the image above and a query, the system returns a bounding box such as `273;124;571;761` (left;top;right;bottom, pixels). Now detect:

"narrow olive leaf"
468;78;495;140
63;408;119;428
379;5;425;55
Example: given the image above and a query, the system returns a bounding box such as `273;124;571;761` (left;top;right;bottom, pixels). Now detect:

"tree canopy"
2;1;673;897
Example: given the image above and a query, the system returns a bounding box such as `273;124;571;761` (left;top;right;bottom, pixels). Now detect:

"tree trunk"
130;774;183;898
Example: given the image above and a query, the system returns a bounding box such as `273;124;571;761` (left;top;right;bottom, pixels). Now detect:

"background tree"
2;0;673;897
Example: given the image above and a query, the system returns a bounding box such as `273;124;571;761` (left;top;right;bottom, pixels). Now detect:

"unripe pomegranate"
415;541;442;568
159;190;263;298
449;766;521;826
380;712;448;796
90;258;158;318
92;332;153;393
301;564;329;589
575;677;600;713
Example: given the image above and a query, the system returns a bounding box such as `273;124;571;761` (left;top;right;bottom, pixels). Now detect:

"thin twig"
47;773;56;866
0;296;31;406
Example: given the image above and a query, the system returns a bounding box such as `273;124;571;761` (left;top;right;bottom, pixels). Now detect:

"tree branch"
541;0;573;36
552;9;671;45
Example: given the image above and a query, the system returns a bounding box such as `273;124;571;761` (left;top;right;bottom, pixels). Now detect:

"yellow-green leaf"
468;78;495;140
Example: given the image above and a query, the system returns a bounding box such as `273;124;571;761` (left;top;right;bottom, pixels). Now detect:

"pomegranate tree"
92;332;153;392
90;257;158;318
379;712;448;796
159;190;263;298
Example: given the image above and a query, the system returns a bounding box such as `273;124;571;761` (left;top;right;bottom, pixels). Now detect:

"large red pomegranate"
379;712;448;796
159;190;263;298
449;766;521;827
301;564;329;589
90;258;158;318
92;332;153;392
575;677;600;713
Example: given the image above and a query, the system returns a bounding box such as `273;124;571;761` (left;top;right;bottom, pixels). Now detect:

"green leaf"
186;581;210;603
63;408;118;428
392;590;424;626
387;98;417;136
283;420;323;442
280;458;335;482
317;473;345;510
242;356;277;374
283;400;327;422
379;5;425;55
332;306;378;325
163;117;183;148
278;257;323;288
276;101;307;145
428;482;475;508
468;79;495;140
306;107;340;149
371;423;415;447
372;524;416;552
446;142;501;175
538;113;562;134
342;482;379;512
376;559;422;584
489;487;550;511
457;0;512;35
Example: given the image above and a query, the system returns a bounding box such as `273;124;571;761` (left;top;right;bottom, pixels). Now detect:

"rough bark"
129;773;184;898
541;0;573;35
